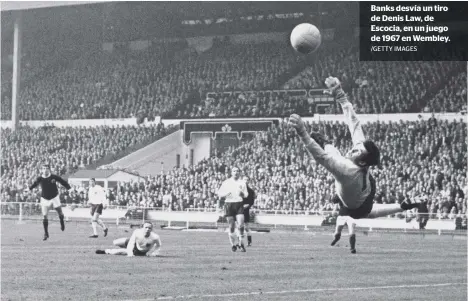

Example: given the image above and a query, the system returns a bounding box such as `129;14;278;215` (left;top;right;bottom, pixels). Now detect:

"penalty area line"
119;282;467;301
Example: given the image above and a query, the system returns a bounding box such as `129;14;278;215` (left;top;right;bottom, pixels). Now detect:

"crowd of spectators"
1;40;303;121
3;39;464;121
5;118;463;222
283;47;465;113
425;72;467;113
0;123;176;204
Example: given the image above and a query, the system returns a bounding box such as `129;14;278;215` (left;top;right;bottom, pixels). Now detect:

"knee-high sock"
43;218;49;235
246;228;252;244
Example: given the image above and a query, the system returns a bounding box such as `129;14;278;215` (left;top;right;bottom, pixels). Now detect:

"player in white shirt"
87;178;109;238
289;76;421;253
95;222;161;257
217;167;249;252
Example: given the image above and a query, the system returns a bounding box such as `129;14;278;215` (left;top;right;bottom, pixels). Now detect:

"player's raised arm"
29;177;42;191
52;175;72;190
325;77;366;146
289;114;352;180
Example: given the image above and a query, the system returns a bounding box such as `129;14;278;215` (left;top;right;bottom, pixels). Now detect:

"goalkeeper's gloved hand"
324;76;347;104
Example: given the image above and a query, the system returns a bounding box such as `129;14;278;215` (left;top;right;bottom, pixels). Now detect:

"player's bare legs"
113;237;130;248
367;203;415;218
41;205;51;240
236;214;246;252
331;216;346;246
96;238;130;255
226;216;238;252
331;216;357;253
91;212;108;238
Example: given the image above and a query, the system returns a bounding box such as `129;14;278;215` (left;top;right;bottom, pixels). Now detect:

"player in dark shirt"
242;176;256;247
29;164;71;241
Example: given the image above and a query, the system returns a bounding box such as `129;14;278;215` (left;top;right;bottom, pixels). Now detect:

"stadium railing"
2;202;465;235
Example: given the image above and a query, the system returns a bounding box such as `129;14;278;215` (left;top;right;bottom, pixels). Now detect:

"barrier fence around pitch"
1;202;465;235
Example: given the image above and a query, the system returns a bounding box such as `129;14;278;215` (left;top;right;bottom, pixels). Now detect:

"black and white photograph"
1;1;467;301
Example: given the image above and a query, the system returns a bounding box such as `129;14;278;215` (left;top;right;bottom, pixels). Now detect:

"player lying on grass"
95;222;161;257
289;76;422;254
29;164;71;241
217;167;249;252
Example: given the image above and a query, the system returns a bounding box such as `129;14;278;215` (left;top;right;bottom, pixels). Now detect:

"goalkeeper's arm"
325;77;366;146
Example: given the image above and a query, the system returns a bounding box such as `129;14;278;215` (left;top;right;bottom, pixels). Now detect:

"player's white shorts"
41;196;61;209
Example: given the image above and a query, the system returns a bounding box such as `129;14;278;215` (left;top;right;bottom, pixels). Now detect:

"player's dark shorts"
123;238;147;256
333;175;376;219
224;202;244;217
90;204;103;216
244;208;251;223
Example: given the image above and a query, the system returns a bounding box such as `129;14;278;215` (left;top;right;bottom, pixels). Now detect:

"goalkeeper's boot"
231;245;237;252
43;233;49;241
95;250;106;255
104;228;108;237
89;235;99;238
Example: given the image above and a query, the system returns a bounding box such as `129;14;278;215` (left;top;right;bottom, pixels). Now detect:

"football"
290;23;322;54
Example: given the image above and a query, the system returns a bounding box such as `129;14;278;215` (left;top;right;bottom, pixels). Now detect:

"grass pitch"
1;220;466;301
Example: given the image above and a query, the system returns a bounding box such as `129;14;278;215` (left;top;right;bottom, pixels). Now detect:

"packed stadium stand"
1;124;176;202
2;40;466;120
3;119;466;221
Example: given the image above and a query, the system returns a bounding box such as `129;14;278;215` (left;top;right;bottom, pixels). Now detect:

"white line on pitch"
118;282;467;301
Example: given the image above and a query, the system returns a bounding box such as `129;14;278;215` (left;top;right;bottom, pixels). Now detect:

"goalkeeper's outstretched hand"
289;114;307;135
324;76;343;96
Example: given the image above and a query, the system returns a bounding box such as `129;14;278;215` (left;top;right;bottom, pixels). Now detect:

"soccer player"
242;176;256;247
87;178;109;238
217;167;249;252
95;222;161;257
29;164;71;241
289;76;421;253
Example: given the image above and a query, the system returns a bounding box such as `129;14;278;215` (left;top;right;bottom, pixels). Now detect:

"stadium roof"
0;1;111;11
